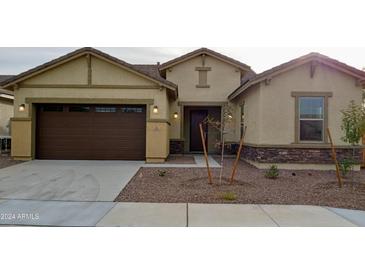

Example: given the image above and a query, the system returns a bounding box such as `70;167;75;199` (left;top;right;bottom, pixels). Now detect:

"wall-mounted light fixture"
153;106;159;114
173;112;179;119
227;113;233;119
19;104;26;112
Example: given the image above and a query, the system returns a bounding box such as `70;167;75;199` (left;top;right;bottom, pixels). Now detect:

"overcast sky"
0;47;364;75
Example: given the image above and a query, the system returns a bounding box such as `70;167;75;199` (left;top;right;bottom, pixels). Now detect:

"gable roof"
0;47;177;93
133;64;165;82
229;52;365;100
159;47;252;72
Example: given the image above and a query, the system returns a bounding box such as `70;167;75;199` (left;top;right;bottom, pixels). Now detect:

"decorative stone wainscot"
241;145;363;164
170;140;185;154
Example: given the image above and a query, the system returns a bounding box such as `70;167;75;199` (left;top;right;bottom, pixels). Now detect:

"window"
299;97;324;141
121;107;143;113
41;105;63;112
69;106;90;112
95;107;117;113
240;102;245;138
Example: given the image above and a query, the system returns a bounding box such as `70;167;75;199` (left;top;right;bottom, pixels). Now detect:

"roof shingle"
0;75;14;85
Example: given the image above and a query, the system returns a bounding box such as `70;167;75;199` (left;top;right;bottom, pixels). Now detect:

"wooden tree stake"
199;123;213;184
230;127;246;184
327;128;343;188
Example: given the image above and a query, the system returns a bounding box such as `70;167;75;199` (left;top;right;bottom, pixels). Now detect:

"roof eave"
229;54;365;100
160;48;252;72
1;47;177;90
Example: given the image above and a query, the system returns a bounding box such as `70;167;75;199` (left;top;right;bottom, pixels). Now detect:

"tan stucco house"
1;47;365;169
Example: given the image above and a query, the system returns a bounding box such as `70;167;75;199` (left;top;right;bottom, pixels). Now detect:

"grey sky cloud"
0;47;364;75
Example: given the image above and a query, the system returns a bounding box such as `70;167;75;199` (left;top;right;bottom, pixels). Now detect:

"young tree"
340;100;365;181
202;103;235;184
218;103;235;184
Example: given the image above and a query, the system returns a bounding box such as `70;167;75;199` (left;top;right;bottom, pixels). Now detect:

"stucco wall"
166;55;241;102
14;87;168;120
11;118;32;159
23;56;88;85
260;63;362;145
91;57;154;86
233;83;261;144
0;100;13;136
236;62;363;146
166;55;243;143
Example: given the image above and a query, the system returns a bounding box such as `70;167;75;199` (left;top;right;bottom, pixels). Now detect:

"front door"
190;110;208;152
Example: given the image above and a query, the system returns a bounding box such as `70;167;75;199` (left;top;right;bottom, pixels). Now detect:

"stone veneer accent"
240;145;362;164
170;140;185;154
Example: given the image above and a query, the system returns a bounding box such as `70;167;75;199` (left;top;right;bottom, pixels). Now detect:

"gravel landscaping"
0;154;24;169
116;157;365;210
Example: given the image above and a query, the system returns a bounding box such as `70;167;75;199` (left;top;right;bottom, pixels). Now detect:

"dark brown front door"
36;104;146;160
190;110;208;152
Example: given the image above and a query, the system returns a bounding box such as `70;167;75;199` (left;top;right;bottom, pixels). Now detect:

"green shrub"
157;170;167;177
339;158;355;177
265;165;279;179
221;192;237;201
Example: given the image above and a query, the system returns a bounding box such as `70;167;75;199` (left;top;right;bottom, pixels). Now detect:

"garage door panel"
36;104;146;160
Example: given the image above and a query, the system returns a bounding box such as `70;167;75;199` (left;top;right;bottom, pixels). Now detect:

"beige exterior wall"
0;100;13;136
232;83;261;144
146;122;169;162
166;55;241;102
169;100;181;139
166;55;243;144
23;57;88;85
10;54;170;161
14;87;168;120
236;63;363;146
91;57;154;86
11;118;32;159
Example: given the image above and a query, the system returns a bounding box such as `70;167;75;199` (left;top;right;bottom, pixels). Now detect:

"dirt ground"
116;157;365;210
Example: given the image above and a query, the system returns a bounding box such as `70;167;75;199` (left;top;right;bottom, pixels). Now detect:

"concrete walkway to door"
144;155;221;168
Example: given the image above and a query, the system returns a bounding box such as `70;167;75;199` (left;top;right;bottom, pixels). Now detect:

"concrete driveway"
0;160;143;201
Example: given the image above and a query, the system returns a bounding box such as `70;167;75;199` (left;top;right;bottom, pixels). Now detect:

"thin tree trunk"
219;132;225;184
352;147;355;188
199;123;213;184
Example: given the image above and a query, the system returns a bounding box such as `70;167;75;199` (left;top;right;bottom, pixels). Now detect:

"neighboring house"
0;47;365;169
0;75;14;137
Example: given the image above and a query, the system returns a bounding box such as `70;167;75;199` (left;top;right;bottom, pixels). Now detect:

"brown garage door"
36;104;146;160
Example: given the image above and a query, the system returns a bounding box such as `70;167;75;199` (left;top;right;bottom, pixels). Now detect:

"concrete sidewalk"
1;200;363;227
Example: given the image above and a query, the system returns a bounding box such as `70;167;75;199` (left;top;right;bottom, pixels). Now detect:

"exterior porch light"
19;104;26;112
227;113;233;119
153;106;159;114
173;112;179;119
